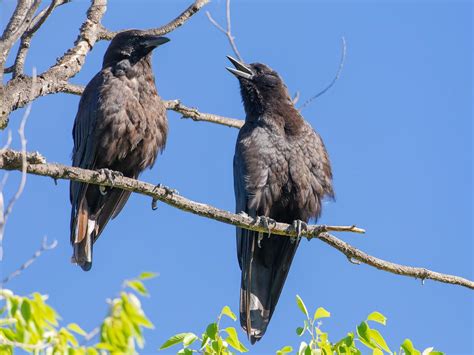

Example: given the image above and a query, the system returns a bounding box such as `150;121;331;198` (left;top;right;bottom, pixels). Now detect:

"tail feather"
70;198;97;271
239;230;300;343
70;181;134;271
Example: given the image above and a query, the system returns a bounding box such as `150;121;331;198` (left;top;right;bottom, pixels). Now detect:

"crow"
227;56;334;343
70;30;169;271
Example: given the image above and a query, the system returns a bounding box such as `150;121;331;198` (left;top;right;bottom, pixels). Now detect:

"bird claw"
291;219;308;243
255;216;276;248
154;183;178;196
151;184;178;210
99;168;123;187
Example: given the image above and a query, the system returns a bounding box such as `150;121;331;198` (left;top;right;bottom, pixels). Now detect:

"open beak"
143;35;170;48
226;55;254;80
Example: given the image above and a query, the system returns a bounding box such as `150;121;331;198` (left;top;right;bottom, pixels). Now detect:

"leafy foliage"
1;276;444;354
0;272;156;354
277;295;444;355
160;305;248;354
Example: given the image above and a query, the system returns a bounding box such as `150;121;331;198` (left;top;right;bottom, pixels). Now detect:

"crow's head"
103;30;170;68
226;56;292;117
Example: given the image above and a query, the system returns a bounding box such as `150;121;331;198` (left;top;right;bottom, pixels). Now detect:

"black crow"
227;56;334;343
70;30;169;271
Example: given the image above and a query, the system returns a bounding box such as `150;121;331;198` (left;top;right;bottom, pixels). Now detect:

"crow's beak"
143;35;170;48
226;55;254;80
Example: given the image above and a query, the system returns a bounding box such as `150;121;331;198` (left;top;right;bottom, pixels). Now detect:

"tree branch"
0;0;209;129
206;0;243;61
164;100;243;128
98;0;210;40
0;0;41;84
11;0;70;79
0;148;472;291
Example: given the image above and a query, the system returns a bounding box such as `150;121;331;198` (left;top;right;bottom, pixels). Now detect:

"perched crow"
227;56;334;343
70;30;169;271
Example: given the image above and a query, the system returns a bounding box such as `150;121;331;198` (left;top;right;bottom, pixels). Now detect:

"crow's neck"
245;97;304;136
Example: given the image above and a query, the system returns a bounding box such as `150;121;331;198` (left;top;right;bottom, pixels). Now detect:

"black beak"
143;35;170;48
226;55;254;80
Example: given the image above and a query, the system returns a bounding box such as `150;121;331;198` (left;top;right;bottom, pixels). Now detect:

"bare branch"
1;148;472;291
1;236;58;285
0;0;41;83
11;0;70;78
98;0;210;40
164;100;243;129
299;36;347;110
206;0;243;61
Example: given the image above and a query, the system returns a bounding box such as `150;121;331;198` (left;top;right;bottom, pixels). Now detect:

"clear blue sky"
1;0;472;353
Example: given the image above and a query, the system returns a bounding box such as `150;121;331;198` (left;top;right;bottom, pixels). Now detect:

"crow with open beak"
227;55;334;343
70;30;170;271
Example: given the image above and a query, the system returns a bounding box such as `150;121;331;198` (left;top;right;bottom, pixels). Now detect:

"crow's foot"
256;216;276;248
291;219;308;243
98;168;123;187
154;183;178;196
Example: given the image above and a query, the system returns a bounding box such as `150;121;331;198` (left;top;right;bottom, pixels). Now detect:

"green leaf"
20;300;31;321
125;280;148;296
304;346;312;355
67;323;87;336
367;312;387;326
298;341;308;355
139;271;158;280
183;332;199;347
357;322;377;350
130;312;154;329
277;345;294;355
206;322;218;340
296;295;309;318
401;339;421;355
314;307;331;320
220;306;237;321
373;349;384;355
369;328;391;353
225;327;248;352
178;349;193;355
95;342;115;351
159;333;188;350
296;326;305;336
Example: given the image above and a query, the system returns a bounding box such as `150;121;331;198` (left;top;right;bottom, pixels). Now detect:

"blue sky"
1;0;472;353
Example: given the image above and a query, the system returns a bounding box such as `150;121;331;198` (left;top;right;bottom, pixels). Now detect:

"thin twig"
1;148;472;291
299;36;347;110
1;236;58;285
292;91;301;105
1;130;12;150
164;99;243;129
4;69;35;220
206;0;243;61
0;68;35;261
